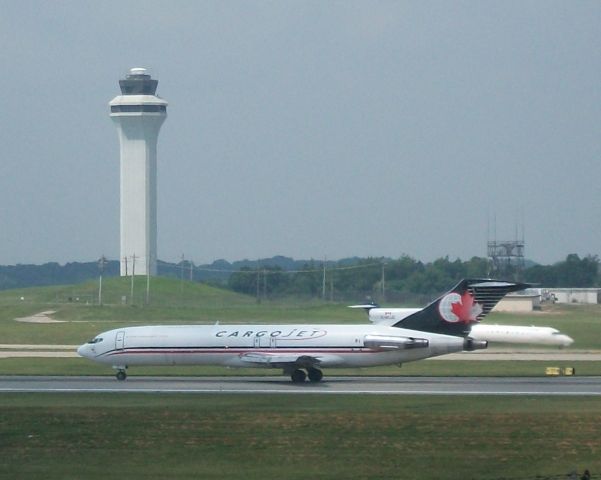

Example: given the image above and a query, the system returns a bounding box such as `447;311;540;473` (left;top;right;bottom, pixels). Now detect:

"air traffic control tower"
110;68;167;276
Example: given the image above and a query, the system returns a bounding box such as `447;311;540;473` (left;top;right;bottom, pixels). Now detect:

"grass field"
1;393;599;480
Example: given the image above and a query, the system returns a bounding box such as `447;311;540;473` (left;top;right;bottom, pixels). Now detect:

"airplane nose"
558;335;574;347
77;344;88;358
563;335;574;347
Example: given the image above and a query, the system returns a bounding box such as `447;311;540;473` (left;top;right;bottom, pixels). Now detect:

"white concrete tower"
109;68;167;276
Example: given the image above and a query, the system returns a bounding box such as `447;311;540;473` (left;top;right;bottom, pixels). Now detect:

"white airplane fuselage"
77;323;466;369
469;324;573;347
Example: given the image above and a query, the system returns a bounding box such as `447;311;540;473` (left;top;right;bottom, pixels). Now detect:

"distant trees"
226;255;491;301
227;254;600;301
1;253;599;298
0;261;120;290
228;266;291;298
523;254;599;288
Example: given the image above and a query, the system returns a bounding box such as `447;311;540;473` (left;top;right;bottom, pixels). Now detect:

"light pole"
146;253;151;306
98;255;108;305
381;262;387;302
130;254;137;305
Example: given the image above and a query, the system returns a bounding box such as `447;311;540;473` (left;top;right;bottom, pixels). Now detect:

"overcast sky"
0;1;599;266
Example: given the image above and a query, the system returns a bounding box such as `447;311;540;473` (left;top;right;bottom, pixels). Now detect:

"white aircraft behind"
78;278;528;382
469;324;573;347
351;302;573;347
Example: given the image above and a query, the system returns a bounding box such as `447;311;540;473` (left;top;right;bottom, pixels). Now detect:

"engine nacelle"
463;338;488;351
364;334;429;350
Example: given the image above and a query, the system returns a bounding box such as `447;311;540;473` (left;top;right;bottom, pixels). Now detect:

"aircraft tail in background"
393;279;530;337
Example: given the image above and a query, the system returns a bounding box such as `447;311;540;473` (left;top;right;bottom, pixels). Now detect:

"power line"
156;259;383;276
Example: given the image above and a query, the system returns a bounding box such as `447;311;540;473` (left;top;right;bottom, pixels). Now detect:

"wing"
238;335;428;368
363;334;429;350
239;352;345;368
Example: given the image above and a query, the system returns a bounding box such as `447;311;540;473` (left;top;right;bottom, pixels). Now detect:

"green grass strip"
0;393;599;480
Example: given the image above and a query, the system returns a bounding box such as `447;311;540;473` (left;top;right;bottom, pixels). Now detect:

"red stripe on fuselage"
105;348;372;357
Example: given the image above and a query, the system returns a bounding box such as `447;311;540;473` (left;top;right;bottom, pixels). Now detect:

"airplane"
78;278;528;382
469;324;573;347
350;300;573;348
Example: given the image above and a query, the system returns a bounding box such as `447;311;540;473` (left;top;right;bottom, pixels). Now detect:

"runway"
1;375;600;395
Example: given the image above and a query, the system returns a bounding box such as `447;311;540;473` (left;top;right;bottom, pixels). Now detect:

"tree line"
0;254;599;300
227;254;600;301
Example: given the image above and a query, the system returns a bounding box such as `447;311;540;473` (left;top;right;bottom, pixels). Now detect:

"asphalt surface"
1;375;600;395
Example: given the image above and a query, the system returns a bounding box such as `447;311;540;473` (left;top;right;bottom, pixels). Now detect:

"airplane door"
253;335;276;349
115;331;125;350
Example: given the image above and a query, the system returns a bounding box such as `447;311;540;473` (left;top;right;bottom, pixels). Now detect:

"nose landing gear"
113;366;127;381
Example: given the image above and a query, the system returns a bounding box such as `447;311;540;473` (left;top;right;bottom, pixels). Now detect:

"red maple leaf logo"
450;291;483;324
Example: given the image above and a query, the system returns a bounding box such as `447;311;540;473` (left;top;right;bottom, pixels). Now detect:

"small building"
492;294;540;313
546;288;601;305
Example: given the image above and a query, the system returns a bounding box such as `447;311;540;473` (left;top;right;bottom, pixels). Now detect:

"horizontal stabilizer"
348;304;380;310
348;301;380;313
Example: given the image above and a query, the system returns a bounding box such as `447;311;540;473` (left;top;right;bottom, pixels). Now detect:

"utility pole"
256;267;261;304
146;253;150;305
180;255;185;281
322;258;326;300
130;253;137;305
180;254;185;305
381;262;386;302
98;255;107;306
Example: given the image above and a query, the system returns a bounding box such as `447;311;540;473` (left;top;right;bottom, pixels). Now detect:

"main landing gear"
290;367;323;383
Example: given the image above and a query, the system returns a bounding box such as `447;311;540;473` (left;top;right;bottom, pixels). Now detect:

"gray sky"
1;1;599;266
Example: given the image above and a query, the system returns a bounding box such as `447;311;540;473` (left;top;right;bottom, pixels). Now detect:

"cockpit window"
87;337;103;344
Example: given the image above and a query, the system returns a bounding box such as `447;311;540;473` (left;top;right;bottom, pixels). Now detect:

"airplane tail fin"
393;279;530;337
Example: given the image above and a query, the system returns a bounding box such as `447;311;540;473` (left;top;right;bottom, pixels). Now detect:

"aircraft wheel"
116;370;127;381
307;367;323;382
291;369;307;383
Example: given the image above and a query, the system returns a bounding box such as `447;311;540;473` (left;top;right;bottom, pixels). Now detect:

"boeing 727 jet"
78;278;528;382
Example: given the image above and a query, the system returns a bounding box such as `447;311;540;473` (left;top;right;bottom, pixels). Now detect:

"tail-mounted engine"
463;338;488;351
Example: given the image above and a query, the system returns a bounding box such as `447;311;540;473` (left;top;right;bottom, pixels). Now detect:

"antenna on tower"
486;210;526;281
